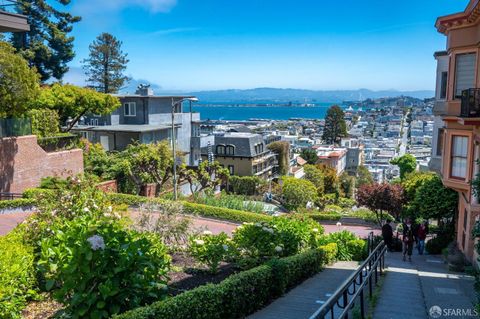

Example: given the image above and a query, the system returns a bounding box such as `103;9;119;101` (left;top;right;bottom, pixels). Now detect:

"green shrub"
183;202;273;223
320;243;338;265
337;197;356;209
22;187;55;199
229;176;264;196
0;232;37;319
195;192;264;213
28;108;59;138
281;176;318;210
189;232;233;273
107;193;150;206
114;249;327;319
38;213;171;318
302;212;342;221
320;230;359;261
0;198;35;210
324;204;343;214
426;235;452;255
347;239;367;261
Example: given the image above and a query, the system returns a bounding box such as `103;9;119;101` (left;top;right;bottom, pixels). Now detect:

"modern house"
73;86;201;166
201;132;278;179
434;0;480;266
0;3;29;32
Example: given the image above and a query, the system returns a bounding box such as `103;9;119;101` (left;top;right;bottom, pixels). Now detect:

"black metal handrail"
0;192;22;200
309;239;387;319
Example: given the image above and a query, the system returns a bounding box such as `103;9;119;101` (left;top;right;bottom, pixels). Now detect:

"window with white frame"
124;102;136;117
217;145;225;155
454;53;476;98
451;135;468;178
226;145;235;156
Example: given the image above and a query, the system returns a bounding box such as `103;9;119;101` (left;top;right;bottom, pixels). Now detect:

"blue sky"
64;0;469;92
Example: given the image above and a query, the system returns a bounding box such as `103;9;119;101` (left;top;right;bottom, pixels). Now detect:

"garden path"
373;251;476;319
248;261;359;319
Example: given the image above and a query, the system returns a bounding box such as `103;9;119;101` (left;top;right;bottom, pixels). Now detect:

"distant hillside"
186;88;434;103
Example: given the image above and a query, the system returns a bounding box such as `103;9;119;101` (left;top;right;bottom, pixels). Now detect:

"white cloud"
74;0;177;15
150;27;199;36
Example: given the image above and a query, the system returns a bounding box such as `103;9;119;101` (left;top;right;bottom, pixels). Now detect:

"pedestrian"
382;220;393;251
417;220;428;255
402;218;415;262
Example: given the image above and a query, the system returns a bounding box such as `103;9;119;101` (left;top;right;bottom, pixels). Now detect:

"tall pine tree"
322;105;347;145
82;33;130;94
10;0;81;82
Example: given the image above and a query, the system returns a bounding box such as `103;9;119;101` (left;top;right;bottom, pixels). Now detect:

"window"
226;145;235;156
454;53;476;98
440;72;448;99
124;102;136;117
216;145;225;155
451;135;468;178
228;165;234;175
436;128;444;156
90;118;98;126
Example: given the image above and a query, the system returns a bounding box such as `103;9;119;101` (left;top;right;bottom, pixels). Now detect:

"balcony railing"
460;88;480;117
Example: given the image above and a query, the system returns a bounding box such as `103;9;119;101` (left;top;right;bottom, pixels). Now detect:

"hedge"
22;188;55;199
114;248;329;319
306;213;342;222
183;202;273;223
0;198;36;210
320;243;338;265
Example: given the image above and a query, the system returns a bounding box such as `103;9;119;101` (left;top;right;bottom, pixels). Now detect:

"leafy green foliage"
189;232;233;273
356;183;405;225
33;83;120;131
320;243;338;265
339;172;355;198
304;164;325;196
228;176;264;196
27;108;59;137
267;141;290;175
281;176;318;210
114;249;327;319
322;105;347;144
179;160;230;195
390;154;417;180
83;33;130;93
317;164;339;194
10;0;81;81
320;230;364;261
0;42;40;118
300;149;318;165
195;192;264;213
0;232;37;319
183;202;273;223
0;198;35;210
355;165;374;188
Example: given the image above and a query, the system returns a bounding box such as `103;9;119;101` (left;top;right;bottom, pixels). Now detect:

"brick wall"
96;180;118;193
0;135;84;193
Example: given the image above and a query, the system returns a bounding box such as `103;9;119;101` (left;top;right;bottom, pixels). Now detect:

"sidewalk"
374;251;476;319
248;261;359;319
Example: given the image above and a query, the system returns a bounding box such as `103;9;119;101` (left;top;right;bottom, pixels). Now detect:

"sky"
63;0;470;92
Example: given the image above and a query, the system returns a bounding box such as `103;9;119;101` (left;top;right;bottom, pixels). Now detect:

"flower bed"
114;247;330;319
183;202;273;224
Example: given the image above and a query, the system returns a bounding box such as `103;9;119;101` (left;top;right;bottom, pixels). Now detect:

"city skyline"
63;0;469;91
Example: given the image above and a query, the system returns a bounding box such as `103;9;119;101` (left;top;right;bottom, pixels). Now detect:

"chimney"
136;83;154;96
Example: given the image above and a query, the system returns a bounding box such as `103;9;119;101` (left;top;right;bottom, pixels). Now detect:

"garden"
1;176;371;319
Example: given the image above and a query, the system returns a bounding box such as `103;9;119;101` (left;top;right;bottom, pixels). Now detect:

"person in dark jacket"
382;220;393;251
416;221;428;255
402;218;415;261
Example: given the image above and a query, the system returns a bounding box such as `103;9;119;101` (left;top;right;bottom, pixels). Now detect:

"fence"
0;118;32;138
0;192;22;200
309;237;387;319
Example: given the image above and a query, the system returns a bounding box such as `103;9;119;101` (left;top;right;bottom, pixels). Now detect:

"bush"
195;192;264;213
229;176;264;196
281;176;318;210
320;243;338;265
114;248;327;319
183;202;273;223
320;230;360;261
347;239;367;261
0;198;35;210
0;232;37;319
38;212;171;318
303;212;342;221
107;193;153;206
28;108;59;138
426;235;452;255
189;232;233;273
337;197;356;209
22;187;55;199
347;208;394;224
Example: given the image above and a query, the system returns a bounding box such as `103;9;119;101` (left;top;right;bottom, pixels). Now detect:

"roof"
436;0;480;34
296;156;307;166
75;124;172;133
201;132;267;157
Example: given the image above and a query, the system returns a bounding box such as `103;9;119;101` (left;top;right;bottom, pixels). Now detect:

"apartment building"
313;146;347;175
201;132;278;179
434;0;480;265
73;86;201;166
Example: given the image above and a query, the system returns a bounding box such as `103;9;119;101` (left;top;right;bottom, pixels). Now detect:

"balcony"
460;88;480;117
0;1;29;32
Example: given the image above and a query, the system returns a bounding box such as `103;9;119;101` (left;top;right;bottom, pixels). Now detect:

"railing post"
359;270;365;319
343;290;349;319
374;263;378;285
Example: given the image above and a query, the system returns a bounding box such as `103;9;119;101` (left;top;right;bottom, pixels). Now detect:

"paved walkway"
374;251;476;319
248;261;359;319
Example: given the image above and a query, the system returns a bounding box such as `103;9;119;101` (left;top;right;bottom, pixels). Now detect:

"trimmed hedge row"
0;198;36;210
114;247;329;319
306;213;342;221
183;202;273;224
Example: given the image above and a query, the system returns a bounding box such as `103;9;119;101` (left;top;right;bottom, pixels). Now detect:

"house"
289;155;307;179
201;132;278;179
314;146;347;175
0;5;29;32
73;86;201;166
434;0;480;266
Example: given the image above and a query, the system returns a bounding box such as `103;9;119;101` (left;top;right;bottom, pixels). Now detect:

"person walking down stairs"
402;218;415;262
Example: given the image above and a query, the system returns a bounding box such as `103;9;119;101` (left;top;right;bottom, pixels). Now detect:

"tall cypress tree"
82;33;130;94
322;105;347;145
10;0;81;82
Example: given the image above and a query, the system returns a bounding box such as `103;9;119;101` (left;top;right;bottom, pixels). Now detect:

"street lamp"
172;97;199;200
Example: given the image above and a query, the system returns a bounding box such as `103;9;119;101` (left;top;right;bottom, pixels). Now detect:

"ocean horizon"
193;103;340;121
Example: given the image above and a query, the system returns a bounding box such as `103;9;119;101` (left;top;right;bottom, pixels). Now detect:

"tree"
10;0;81;82
339;172;355;198
33;83;120;131
179;161;230;195
0;42;40;118
356;183;405;225
355;165;374;188
82;33;130;93
390;154;417;180
322;105;347;144
281;176;318;210
300;148;318;165
304;164;325;200
267;141;290;175
317;164;338;194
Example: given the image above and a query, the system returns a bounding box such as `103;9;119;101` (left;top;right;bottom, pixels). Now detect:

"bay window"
454;53;476;98
451;135;468;178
